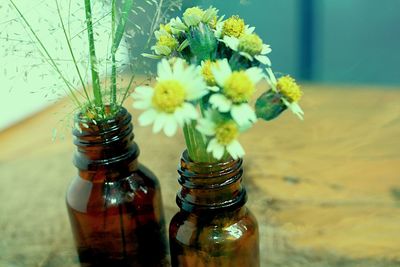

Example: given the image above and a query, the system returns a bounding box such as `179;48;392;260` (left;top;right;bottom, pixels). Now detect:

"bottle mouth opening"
75;105;127;124
73;106;131;137
181;150;237;169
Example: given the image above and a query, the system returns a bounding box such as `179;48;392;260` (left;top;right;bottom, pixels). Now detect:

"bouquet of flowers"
132;6;304;162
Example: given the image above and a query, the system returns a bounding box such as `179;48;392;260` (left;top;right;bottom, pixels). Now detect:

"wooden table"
1;85;399;266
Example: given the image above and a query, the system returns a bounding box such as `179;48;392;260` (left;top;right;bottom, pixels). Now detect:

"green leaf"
112;0;134;52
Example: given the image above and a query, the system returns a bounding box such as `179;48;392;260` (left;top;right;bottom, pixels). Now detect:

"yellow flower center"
152;80;186;113
156;35;178;50
224;71;254;103
222;15;245;38
215;121;239;145
201;60;218;86
277;75;303;102
238;33;263;55
160;23;172;34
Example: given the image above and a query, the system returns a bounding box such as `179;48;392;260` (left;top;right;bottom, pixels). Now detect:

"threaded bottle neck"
176;150;247;213
73;107;139;181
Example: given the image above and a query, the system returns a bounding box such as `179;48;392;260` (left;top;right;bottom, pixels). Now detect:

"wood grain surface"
1;85;400;266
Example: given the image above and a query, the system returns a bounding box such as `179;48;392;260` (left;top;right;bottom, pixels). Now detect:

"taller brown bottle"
66;107;168;267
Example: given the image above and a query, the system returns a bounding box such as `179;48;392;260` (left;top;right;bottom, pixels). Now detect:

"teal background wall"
179;0;400;86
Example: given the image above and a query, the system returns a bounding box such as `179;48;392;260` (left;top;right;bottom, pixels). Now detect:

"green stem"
110;0;134;106
111;0;117;106
119;74;135;106
183;121;215;163
84;0;103;109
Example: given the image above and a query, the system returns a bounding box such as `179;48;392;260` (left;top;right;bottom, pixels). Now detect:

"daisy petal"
245;25;255;34
208;86;220;92
227;140;245;160
231;104;257;126
163;115;178;136
133;86;154;98
153;113;167;133
181;103;199;123
223;36;239;51
266;67;277;85
245;67;264;85
209;94;232;112
132;100;151;110
239;51;253;61
212;59;231;87
255;55;271;65
157;59;173;80
138;109;157;126
153;45;171;56
261;44;272;55
207;139;225;160
196;118;216;136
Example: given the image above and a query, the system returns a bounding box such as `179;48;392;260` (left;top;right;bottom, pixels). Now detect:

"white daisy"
196;112;245;160
265;67;304;120
131;58;207;136
223;33;272;65
214;15;254;39
209;59;263;127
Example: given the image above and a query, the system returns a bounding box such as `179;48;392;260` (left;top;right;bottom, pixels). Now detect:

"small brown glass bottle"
66;107;168;267
169;151;259;267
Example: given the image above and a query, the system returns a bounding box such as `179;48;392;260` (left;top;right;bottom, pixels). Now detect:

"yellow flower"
152;81;186;113
277;75;303;102
156;35;178;50
238;33;263;56
201;60;218;86
197;112;245;160
222;15;245;38
159;23;172;34
215;121;239;145
224;71;255;103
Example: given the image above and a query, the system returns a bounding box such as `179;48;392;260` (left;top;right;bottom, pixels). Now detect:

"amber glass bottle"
169;151;259;267
66;107;168;267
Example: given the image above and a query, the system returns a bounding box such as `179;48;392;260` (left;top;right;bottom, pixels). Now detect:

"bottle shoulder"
66;163;161;213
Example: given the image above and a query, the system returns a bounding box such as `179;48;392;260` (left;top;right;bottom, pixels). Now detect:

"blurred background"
1;1;399;266
2;0;400;130
180;0;400;85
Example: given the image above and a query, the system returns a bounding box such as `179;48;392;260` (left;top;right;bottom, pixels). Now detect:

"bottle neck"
73;107;139;181
176;150;247;214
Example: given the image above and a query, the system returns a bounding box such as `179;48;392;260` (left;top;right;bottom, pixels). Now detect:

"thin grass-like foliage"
7;0;182;121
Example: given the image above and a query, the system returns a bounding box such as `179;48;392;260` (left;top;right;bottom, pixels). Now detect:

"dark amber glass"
66;108;168;267
169;151;259;267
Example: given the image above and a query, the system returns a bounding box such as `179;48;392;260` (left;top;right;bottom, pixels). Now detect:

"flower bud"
255;89;287;121
187;23;217;63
